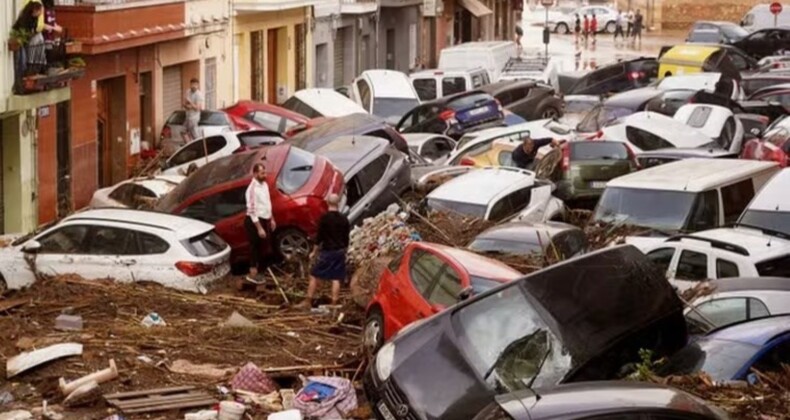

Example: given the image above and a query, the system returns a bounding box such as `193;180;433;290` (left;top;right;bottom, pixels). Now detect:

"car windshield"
453;284;572;392
739;209;790;237
199;111;230;126
468;238;545;256
594;187;697;231
276;147;316;195
577;105;633;132
372;98;420;124
657;338;759;382
570;142;629;160
469;276;505;295
426;198;488;219
720;24;748;41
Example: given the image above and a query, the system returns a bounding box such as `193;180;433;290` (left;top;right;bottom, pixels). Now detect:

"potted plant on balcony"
8;28;31;52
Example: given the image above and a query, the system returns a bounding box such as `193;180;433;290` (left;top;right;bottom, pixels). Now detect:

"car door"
645;246;678;279
423;258;465;313
670;248;711;291
129;230;173;284
31;224;92;278
389;248;445;332
744;334;790;382
349;154;392;223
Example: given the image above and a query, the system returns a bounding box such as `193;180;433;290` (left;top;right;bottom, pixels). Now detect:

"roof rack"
666;234;750;256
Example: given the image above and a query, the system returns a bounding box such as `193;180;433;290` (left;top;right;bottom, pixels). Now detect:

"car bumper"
364;365;422;420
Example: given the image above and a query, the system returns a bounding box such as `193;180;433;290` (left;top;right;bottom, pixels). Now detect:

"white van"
438;41;518;82
741;4;790;32
350;70;421;125
409;68;491;101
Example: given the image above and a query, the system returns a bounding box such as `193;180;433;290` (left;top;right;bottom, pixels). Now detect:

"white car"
547;5;619;34
686;277;790;332
672;104;744;154
655;73;745;101
410;68;491;101
643;227;790;291
160;130;284;176
450;120;574;165
159;110;234;157
738;167;790;237
601;112;716;154
90;175;185;209
0;209;231;294
351;70;421;125
281;88;367;119
403;133;457;164
424;167;565;223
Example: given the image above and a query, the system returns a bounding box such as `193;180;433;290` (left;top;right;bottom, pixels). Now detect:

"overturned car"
364;245;688;420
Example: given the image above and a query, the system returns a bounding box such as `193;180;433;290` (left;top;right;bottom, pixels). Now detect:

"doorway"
266;28;278;103
139;72;153;147
251;30;265;102
385;29;395;69
56;101;71;218
96;77;127;188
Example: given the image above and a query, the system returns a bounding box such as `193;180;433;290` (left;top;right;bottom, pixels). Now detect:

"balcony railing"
10;32;85;95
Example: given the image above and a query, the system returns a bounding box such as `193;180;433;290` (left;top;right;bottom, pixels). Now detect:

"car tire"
605;21;616;33
364;307;385;355
556;23;570;34
275;228;311;260
541;106;560;120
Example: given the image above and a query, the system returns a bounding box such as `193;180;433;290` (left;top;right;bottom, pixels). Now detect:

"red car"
741;130;790;167
364;242;521;352
157;144;344;262
224;101;327;137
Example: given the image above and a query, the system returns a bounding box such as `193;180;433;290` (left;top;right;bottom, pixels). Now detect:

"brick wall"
37;106;57;225
660;0;773;30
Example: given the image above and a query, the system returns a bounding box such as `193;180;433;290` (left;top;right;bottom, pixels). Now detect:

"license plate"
378;402;396;420
590;181;608;189
468;107;489;116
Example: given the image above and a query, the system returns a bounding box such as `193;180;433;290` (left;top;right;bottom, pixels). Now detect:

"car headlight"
376;342;396;381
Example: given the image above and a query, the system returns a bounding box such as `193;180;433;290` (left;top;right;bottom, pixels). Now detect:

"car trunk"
571;159;632;188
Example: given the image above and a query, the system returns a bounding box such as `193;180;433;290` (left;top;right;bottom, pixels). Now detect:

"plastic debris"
55;314;83;331
140;312;166;328
222;311;256;328
347;203;418;267
267;410;303;420
184;410;218;420
0;410;32;420
0;391;14;405
230;362;278;395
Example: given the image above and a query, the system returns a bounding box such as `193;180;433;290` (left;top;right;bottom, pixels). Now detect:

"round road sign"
541;0;555;7
770;2;783;15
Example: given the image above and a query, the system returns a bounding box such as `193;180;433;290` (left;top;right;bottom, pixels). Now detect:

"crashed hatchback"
364;245;687;420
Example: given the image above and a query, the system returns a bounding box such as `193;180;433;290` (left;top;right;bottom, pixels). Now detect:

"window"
345;176;364;209
281;97;321;119
716;259;740;278
138;232;170;254
387;251;404;273
675;250;708;281
728;51;751;71
356;79;372;110
168;136;227;167
109;184;157;208
442;77;466;97
38;225;90;254
687;190;720;231
495;91;516;106
183;230;227;257
646;248;675;275
413;79;437;101
250;111;287;132
717;116;737;150
409;249;444;296
358;155;390;194
688;297;770;329
554;231;587;258
471;74;485;88
489;188;532;222
686;106;713;128
721;179;755;225
428;265;463;307
757;255;790;277
625;126;674;151
277;147;316;194
85;226;138;255
397;109;417;130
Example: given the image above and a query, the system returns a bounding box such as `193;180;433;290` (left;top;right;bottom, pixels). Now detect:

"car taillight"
175;261;213;277
561;145;570;173
774;149;789;167
439;110;456;121
161;126;172;141
460;157;476;166
627;71;645;81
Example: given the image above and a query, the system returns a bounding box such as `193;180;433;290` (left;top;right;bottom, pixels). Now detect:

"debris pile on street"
347;204;417;268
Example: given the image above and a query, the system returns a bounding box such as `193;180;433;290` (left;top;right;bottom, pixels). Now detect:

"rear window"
720;23;748;41
282;97;321;119
182;230;227;257
686;106;713;128
426;198;487;218
570;142;629;160
577;105;633;132
447;93;494;110
443;77;467;96
199;111;230;126
757;255;790;277
277;147;316;194
626;126;674;151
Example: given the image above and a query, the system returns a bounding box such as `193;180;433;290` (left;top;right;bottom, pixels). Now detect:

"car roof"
417;242;522;280
427;167;535;205
706;277;790;293
707;314;790;345
64;209;213;240
685;227;790;261
292;89;366;116
359;70;415;98
637;147;735;159
313;135;388;174
409;67;487;78
287;113;387;150
606;158;777;192
479;80;538;94
746;168;790;212
474;221;579;244
606;112;712;149
131;176;185;196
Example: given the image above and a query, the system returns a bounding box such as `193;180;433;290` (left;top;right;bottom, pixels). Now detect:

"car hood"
605;88;661;109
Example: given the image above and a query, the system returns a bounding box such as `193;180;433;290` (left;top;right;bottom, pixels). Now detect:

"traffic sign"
770;2;782;15
541;0;555;7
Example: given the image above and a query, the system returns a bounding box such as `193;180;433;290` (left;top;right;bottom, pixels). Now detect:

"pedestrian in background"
626;10;633;38
184;78;203;142
299;194;350;308
590;13;598;45
515;24;524;57
245;163;275;283
574;14;581;45
614;10;625;43
632;9;644;46
582;14;590;45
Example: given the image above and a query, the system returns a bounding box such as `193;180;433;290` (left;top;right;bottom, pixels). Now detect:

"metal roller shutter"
0;119;4;234
162;65;183;122
333;29;344;88
205;58;217;110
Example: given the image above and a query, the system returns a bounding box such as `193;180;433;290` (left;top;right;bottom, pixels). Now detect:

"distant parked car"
733;27;790;60
157;145;345;261
223;101;316;136
351;70;421;125
473;381;728;420
312;136;411;225
402;133;456;163
363;241;521;352
563;57;658;96
686;21;749;44
480;80;563;121
0;209;231;294
438;41;517;82
287;113;409;154
281;88;367;119
468;221;587;259
535;140;637;203
160;131;285;176
90;175;184;209
658;44;760;80
658;315;790;384
396;90;504;139
410;67;491;101
548;5;619;34
160;110;234;155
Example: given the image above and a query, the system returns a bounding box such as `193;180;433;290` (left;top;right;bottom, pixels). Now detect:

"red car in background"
742;115;790;167
363;242;521;352
157;144;344;262
224;101;328;137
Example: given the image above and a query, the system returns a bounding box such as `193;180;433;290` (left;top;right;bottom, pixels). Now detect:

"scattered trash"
285;331;299;338
347;204;417;266
59;359;119;395
217;401;246;420
235;389;282;411
293;376;358;419
169;359;236;379
136;355;154;365
267;410;303;420
230;362;278;395
6;343;83;378
216;386;230;396
101;415;125;420
0;410;32;420
184;409;219;420
105;386;216;414
63;380;101;407
310;307;330;316
37;401;63;420
280;389;296;410
140;312;166;328
55;314;83;331
0;391;14;405
222;311;256;329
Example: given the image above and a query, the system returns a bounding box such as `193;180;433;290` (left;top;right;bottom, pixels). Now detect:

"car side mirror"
457;286;474;301
22;240;41;254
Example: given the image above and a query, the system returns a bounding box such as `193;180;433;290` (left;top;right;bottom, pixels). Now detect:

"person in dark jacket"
512;134;562;170
299;194;351;308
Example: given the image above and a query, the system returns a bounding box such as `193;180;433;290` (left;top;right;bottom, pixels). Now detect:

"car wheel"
276;228;311;260
364;307;385;354
605;21;616;33
541;106;560;120
556;23;570;34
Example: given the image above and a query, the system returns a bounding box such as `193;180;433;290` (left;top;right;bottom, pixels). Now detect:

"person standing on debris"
245;163;275;283
614;10;625;43
511;133;563;170
299;194;350;308
184;78;203;142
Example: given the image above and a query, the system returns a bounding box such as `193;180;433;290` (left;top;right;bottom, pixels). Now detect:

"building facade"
379;0;422;72
313;0;378;89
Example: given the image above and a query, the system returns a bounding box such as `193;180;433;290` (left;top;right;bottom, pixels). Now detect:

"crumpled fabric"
230;362;278;395
293;376;357;419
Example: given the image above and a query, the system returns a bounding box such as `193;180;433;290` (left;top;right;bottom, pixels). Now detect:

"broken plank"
122;398;217;414
104;386;195;400
111;394;214;409
0;298;27;313
6;343;83;378
263;364;345;373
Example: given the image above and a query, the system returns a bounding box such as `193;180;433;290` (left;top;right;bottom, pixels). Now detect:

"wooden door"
251;31;265;102
267;29;278;103
96;81;110;188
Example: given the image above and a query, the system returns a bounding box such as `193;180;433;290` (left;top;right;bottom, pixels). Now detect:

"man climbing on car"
511;133;563;170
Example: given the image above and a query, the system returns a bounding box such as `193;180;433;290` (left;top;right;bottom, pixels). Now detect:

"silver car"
159;110;234;156
548;5;619;34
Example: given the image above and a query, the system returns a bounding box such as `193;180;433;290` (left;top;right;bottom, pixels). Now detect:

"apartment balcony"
340;0;377;15
234;0;331;13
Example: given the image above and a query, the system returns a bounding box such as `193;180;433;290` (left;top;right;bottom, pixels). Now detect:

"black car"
564;57;659;96
479;81;564;121
686;21;749;44
396;90;504;139
287;113;409;154
473;381;728;420
364;245;688;420
733;27;790;60
742;73;790;96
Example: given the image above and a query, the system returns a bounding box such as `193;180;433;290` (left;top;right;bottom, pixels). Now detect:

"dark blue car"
396;90;504;139
659;315;790;384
